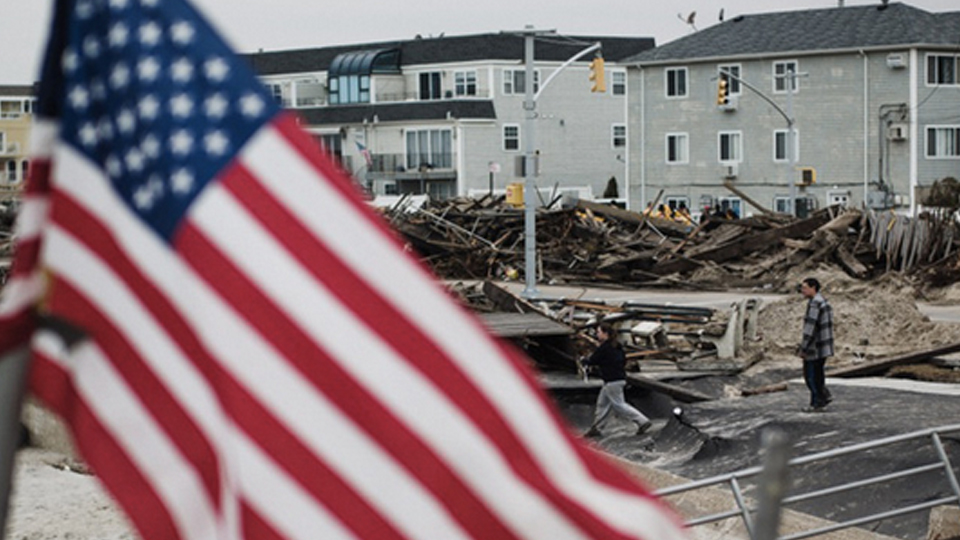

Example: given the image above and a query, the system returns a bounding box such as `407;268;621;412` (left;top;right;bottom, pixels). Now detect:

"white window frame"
502;68;540;95
665;67;688;98
718;197;743;217
664;196;690;212
419;71;443;100
503;124;521;152
5;161;17;183
454;70;478;96
828;191;851;207
774;196;791;214
405;128;453;170
718;63;742;95
773;129;800;163
665;133;689;164
925;125;960;159
611;71;627;96
612;124;627;149
718;131;743;163
773;60;799;93
925;53;959;86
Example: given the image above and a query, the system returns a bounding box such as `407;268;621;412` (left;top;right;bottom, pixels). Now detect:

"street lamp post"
513;27;601;298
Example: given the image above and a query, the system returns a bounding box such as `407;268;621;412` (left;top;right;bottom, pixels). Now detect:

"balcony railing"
363;153;454;174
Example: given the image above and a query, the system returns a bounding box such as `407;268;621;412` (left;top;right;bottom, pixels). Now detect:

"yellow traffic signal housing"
589;57;606;93
798;167;817;185
717;78;729;105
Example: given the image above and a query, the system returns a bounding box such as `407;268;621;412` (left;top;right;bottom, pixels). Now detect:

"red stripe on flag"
49;186;410;538
241;501;287;540
176;218;521;540
29;349;183;540
217;164;642;537
43;272;224;508
244;120;667;537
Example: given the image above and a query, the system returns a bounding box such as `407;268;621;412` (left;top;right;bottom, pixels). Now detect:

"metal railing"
656;423;960;539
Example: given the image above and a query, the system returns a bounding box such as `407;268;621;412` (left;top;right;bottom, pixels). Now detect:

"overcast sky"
2;0;958;85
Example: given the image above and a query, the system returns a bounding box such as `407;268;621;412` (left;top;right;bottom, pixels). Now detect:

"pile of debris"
382;194;960;293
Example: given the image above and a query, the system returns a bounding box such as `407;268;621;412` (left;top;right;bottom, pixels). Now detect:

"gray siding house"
626;2;960;218
244;34;654;202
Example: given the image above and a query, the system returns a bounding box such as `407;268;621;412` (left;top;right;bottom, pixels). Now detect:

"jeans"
803;358;831;407
591;380;649;430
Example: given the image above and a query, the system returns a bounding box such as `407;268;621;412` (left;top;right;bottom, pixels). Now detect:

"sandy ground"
5;448;135;540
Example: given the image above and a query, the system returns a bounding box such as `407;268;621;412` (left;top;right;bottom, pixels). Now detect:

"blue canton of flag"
59;0;279;240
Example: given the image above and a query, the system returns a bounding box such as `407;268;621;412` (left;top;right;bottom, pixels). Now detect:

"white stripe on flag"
233;431;358;540
31;329;222;540
191;181;588;540
53;144;473;540
244;125;685;538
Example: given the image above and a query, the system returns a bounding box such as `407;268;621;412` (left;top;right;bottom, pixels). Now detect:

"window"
317;133;343;164
419;72;443;100
773;129;800;162
665;196;690;211
454;70;477;96
665;67;687;97
5;161;16;183
21;160;28;182
828;191;850;207
719;131;742;162
0;99;35;119
503;124;520;151
718;197;742;218
926;126;960;158
329;74;371;105
666;133;689;164
503;69;539;95
612;124;626;148
927;54;958;85
611;71;626;95
265;83;284;106
718;64;741;94
406;129;452;169
774;61;798;93
774;196;791;214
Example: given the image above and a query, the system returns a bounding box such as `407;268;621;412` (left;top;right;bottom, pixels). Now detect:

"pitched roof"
244;33;654;76
627;2;960;65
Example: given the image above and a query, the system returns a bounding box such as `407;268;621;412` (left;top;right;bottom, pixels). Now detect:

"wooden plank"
827;341;960;378
478;312;574;338
625;373;712;403
653;210;834;275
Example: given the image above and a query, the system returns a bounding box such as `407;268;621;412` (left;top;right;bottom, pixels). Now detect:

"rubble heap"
382;194;960;293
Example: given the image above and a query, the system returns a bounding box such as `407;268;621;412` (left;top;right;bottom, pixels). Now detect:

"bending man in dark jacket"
582;323;652;437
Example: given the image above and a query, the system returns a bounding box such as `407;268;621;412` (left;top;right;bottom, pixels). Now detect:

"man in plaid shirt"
798;277;834;411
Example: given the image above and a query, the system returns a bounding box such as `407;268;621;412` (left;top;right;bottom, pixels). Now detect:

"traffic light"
717;77;729;105
589;57;606;93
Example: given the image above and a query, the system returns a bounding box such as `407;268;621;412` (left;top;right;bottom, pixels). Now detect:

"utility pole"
512;26;600;298
521;25;547;298
786;67;798;217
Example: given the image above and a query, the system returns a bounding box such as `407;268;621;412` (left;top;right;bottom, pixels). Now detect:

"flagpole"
0;347;31;535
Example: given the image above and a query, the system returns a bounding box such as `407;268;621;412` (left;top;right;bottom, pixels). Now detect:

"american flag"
0;0;688;538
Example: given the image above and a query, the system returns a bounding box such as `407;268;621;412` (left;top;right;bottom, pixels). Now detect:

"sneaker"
635;421;653;435
802;405;826;413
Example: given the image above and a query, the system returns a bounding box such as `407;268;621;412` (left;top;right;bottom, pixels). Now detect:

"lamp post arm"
718;68;792;126
533;42;602;102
